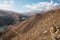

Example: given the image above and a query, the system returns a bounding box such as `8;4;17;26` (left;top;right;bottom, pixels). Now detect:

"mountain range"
0;6;60;40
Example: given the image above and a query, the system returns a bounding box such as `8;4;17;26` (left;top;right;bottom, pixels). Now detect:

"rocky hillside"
0;8;60;40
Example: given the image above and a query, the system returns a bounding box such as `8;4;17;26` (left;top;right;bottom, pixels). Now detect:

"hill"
0;8;60;40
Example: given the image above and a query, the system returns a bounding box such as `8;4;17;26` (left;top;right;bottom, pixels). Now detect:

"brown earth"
0;8;60;40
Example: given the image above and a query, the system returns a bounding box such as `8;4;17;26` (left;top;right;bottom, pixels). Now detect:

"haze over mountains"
0;6;60;40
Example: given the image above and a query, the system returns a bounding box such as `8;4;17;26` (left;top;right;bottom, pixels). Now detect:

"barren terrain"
0;8;60;40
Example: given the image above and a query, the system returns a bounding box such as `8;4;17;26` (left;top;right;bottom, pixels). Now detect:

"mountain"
0;7;60;40
0;9;31;33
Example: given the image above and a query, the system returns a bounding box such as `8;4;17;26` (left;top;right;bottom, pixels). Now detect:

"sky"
0;0;60;13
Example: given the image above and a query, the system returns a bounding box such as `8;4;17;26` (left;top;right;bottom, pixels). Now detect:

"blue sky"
0;0;60;13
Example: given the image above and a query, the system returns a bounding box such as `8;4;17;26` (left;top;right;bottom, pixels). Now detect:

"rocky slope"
0;8;60;40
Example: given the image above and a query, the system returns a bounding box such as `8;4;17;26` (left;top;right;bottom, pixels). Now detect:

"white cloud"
4;1;8;3
25;5;37;10
0;0;14;10
53;3;59;6
25;0;59;10
0;3;12;9
10;1;14;3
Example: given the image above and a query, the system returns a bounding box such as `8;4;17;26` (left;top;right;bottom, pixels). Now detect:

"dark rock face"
0;16;14;26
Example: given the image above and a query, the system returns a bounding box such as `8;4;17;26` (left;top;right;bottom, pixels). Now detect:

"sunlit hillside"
0;7;60;40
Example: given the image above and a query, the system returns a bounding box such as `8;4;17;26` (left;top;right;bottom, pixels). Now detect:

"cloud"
4;1;8;3
10;1;14;4
0;0;14;10
25;0;59;10
0;3;12;10
53;3;59;6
